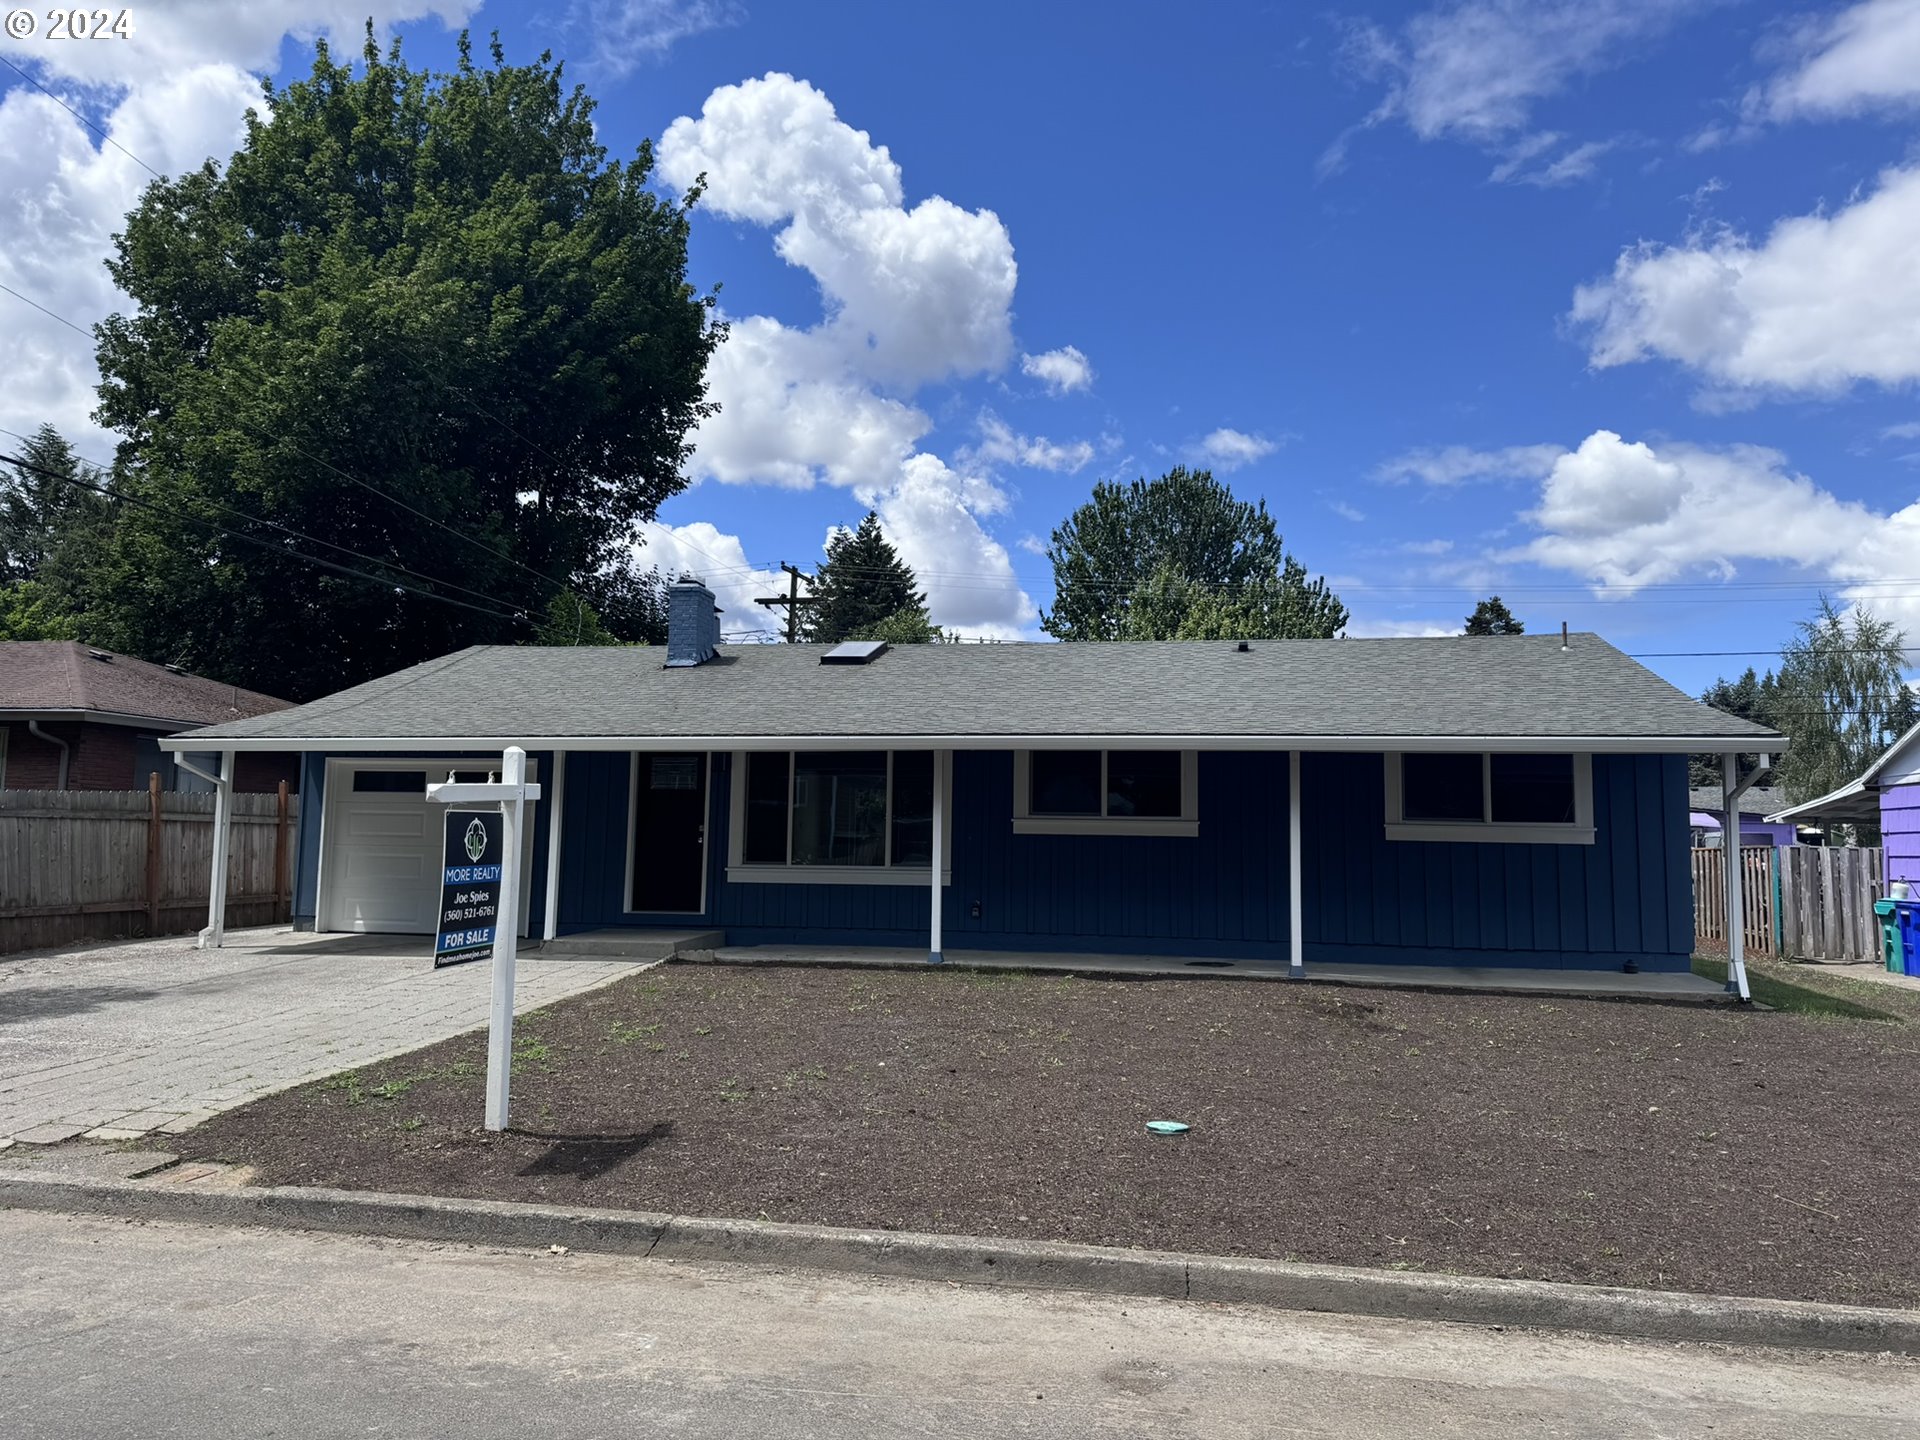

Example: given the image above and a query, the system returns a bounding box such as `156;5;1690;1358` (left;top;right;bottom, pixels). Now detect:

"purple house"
1687;786;1797;848
1765;729;1920;888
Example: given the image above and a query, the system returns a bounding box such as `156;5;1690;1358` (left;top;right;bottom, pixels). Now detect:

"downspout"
27;721;70;790
177;749;235;948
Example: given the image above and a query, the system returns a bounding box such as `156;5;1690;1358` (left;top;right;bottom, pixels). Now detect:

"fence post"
145;771;162;936
273;779;291;922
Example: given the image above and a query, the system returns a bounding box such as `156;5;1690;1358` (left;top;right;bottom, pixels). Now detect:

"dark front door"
630;753;708;914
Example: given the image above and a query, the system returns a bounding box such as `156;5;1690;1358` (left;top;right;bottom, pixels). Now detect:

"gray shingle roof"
169;633;1785;750
0;641;290;727
1688;786;1792;817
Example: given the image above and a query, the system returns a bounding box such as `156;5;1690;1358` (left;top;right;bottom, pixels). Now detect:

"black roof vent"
87;649;113;662
821;640;889;666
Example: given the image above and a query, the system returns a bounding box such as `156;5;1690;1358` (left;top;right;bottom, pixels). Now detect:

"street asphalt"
2;1208;1915;1439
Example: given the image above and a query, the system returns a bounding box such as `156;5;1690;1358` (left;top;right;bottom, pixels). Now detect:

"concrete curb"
3;1170;1915;1354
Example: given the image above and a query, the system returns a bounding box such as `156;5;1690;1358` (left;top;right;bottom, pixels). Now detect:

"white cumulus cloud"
1192;428;1278;471
656;73;1035;637
636;520;784;640
1020;345;1094;395
1506;428;1920;636
0;4;476;458
1570;164;1920;398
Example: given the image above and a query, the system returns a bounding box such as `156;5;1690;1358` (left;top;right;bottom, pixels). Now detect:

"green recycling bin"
1875;898;1902;973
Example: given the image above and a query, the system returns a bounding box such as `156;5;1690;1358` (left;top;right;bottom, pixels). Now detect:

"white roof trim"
160;732;1773;755
1764;776;1870;824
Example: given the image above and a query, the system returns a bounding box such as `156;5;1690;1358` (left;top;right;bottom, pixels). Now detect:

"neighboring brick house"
0;642;296;793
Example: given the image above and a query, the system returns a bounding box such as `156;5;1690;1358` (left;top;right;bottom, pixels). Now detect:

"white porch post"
929;749;947;964
1289;749;1305;978
197;749;235;950
486;746;529;1130
1722;751;1750;1001
541;750;567;943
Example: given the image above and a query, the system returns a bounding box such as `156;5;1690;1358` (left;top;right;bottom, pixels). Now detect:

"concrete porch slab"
702;944;1731;1002
543;928;723;962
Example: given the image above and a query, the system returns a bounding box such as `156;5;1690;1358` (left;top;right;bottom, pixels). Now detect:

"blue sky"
5;1;1920;693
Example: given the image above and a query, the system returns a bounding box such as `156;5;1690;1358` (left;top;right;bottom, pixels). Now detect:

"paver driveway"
0;928;638;1146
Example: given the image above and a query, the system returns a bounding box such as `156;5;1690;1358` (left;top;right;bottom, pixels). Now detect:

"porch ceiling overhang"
1764;777;1879;826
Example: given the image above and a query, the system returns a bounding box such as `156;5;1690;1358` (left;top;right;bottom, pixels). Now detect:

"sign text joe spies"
435;811;504;967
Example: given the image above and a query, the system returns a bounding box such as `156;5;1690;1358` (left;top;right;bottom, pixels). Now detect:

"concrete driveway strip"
0;928;639;1144
0;1208;1915;1440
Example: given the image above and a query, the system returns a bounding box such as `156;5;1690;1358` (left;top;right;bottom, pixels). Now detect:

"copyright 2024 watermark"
5;8;134;40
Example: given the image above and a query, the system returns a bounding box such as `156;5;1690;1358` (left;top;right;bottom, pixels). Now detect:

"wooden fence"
1779;846;1884;964
1692;845;1884;964
0;776;296;955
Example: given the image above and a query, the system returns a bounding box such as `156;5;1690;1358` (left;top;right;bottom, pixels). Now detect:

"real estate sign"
435;810;504;967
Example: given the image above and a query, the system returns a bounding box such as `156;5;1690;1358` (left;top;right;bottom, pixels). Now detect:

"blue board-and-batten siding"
549;748;1692;972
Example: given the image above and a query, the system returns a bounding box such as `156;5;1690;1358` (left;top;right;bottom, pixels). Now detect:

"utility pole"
756;562;820;643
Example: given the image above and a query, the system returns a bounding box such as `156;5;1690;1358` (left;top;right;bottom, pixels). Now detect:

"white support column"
1722;751;1750;1001
541;750;567;943
486;746;528;1130
1289;749;1305;978
929;749;947;965
197;749;235;950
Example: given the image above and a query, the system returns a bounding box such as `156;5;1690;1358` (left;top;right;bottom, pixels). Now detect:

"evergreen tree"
0;424;109;637
1043;467;1346;642
1688;666;1782;790
804;513;929;643
1463;596;1523;635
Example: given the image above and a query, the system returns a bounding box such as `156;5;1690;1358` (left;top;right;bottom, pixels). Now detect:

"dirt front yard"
173;962;1920;1308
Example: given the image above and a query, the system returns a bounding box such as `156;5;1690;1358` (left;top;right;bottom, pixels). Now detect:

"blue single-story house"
163;581;1782;977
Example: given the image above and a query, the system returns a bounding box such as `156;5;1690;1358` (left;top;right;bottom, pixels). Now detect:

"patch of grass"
609;1020;662;1044
1691;956;1902;1022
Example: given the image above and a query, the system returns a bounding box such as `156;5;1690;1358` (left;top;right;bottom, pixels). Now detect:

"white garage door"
321;763;536;935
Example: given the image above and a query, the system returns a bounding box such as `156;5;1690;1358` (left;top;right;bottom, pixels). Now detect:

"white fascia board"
160;732;1791;755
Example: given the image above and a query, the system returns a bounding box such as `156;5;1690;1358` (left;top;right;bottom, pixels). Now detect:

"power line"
0;53;163;180
1;451;531;627
0;430;532;618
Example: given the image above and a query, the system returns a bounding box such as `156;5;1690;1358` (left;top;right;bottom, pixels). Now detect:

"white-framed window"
1383;752;1595;845
726;750;951;886
1011;750;1199;837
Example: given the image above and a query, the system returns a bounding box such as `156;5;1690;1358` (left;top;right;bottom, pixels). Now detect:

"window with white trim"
1384;752;1594;845
1012;750;1198;836
728;750;949;885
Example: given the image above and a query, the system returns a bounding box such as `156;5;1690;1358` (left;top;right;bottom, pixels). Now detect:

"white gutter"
26;720;70;789
159;732;1794;756
176;749;235;949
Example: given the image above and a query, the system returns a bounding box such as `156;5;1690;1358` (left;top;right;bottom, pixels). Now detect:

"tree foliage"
847;605;945;644
803;513;929;644
1464;595;1524;635
0;425;105;639
81;29;720;699
1688;666;1782;789
1042;467;1346;642
1773;597;1912;804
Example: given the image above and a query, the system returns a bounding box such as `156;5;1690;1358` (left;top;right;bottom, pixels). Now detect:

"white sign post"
427;746;541;1131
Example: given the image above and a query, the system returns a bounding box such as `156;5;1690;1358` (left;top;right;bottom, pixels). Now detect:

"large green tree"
803;512;930;644
1773;597;1911;804
83;30;720;699
1043;467;1346;642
